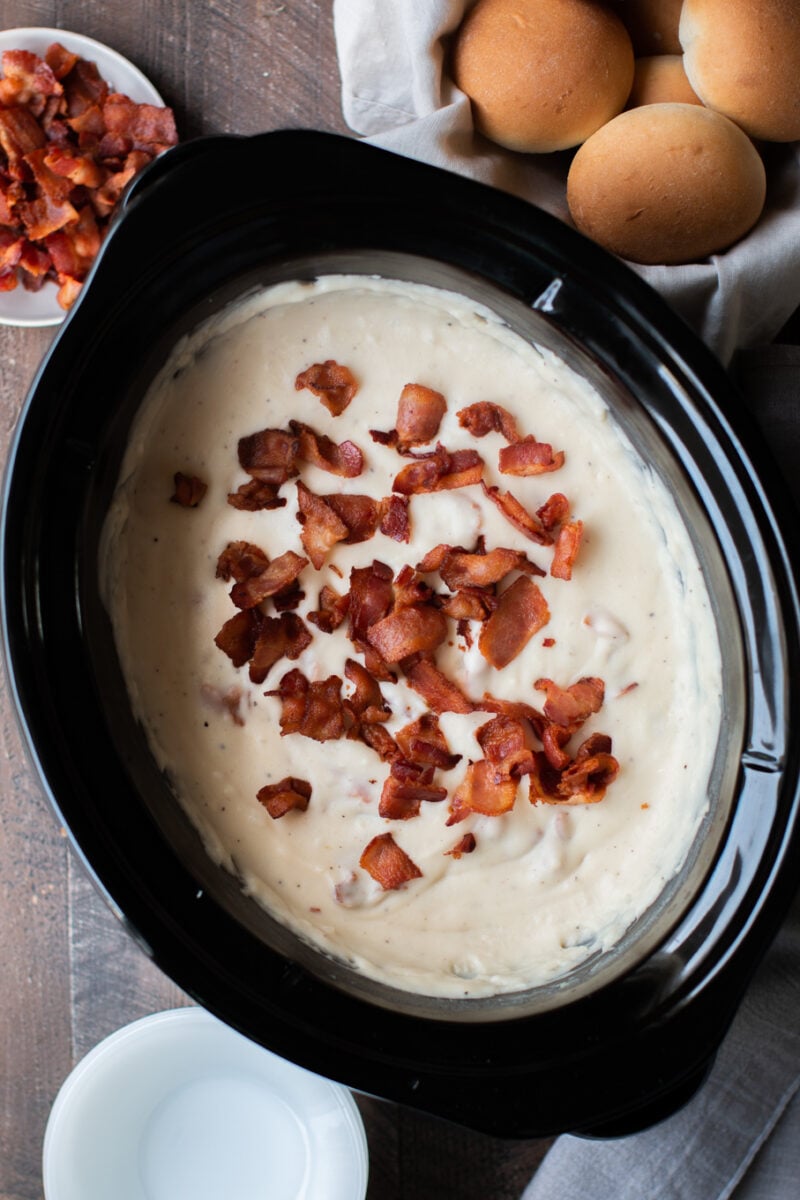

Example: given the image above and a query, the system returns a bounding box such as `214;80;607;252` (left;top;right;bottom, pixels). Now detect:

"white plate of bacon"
0;28;178;327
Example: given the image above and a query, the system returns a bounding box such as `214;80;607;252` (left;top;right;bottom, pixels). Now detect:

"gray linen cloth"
332;0;800;364
332;6;800;1195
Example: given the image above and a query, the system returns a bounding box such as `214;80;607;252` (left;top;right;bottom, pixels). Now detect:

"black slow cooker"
2;131;799;1138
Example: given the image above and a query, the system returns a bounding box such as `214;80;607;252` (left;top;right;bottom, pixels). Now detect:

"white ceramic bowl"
0;27;165;329
42;1007;369;1200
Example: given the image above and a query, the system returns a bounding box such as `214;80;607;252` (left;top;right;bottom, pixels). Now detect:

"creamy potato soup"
100;276;722;998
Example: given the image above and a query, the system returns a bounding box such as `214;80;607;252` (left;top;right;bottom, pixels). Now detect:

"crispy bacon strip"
295;360;357;415
551;520;584;580
481;481;553;546
372;383;447;450
447;760;519;824
323;493;381;543
367;604;448;664
395;712;461;771
214;608;264;669
379;760;448;819
478;576;550;668
229;549;308;610
289;420;364;477
257;777;311;819
379;493;410;543
534;676;605;730
438;587;497;622
344;658;390;725
249;612;312;685
307;584;349;633
296;481;349;569
227;478;286;510
529;733;619;806
216;540;269;583
237;428;299;484
348;560;395;645
537;492;570;531
403;656;474;714
359;832;422;890
437;546;541;590
393;444;483;494
170;472;206;507
266;669;348;742
476;714;534;777
457;401;520;443
499;437;565;476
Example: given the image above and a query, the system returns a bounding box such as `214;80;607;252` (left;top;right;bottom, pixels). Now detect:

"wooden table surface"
0;4;551;1197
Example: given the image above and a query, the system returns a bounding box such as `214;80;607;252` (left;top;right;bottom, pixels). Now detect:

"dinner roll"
611;0;683;55
452;0;634;153
680;0;800;141
626;55;701;109
566;103;767;264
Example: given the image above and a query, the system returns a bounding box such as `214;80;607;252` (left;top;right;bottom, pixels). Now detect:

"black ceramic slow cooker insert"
2;132;799;1138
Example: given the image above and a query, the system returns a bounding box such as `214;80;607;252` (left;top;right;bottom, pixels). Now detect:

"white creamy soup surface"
100;275;723;999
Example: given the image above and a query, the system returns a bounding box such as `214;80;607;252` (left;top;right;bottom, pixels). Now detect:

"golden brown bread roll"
680;0;800;141
566;103;767;264
626;55;702;109
611;0;683;56
452;0;634;153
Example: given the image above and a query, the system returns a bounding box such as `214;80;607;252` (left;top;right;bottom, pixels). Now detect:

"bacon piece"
438;546;541;590
307;584;349;633
237;427;299;485
481;481;553;546
323;493;381;543
0;49;62;106
541;721;573;771
403;656;474;714
457;401;520;443
446;833;477;858
0;106;46;172
344;658;390;724
476;715;534;777
360;722;401;762
214;609;264;669
376;383;447;450
447;760;519;824
367;605;448;664
378;494;410;543
395;712;461;771
499;437;565;476
256;776;311;819
348;560;394;645
227;478;286;510
534;676;605;730
229;549;308;610
170;471;207;507
289;420;363;477
359;833;422;890
537;492;571;531
379;759;448;819
266;669;348;741
393;565;435;609
45;43;80;81
415;543;450;573
479;576;550;668
477;693;546;737
296;481;348;569
529;733;619;806
216;540;269;583
551;520;584;581
295;360;358;415
393;444;483;494
102;94;178;154
249;612;312;684
438;587;497;622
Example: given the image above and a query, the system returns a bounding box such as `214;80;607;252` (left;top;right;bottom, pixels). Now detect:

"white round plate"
0;27;165;329
42;1007;369;1200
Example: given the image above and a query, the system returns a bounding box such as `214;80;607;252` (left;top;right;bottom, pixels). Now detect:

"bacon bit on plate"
266;668;348;742
534;676;605;730
551;520;584;580
359;832;423;890
479;576;550;668
403;656;474;714
378;493;410;543
457;401;521;443
395;712;462;771
480;481;553;546
170;471;206;507
392;444;484;494
295;360;358;415
249;612;312;685
256;776;311;819
447;760;519;824
367;604;448;664
372;382;448;450
307;584;349;633
445;832;477;858
228;549;308;610
499;437;565;476
296;481;349;569
379;759;448;819
0;43;177;307
289;420;364;477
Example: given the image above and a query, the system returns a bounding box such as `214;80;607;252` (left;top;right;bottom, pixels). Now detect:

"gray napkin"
333;0;800;364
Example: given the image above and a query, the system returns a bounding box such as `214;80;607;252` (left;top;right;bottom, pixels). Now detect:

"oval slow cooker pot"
2;132;800;1139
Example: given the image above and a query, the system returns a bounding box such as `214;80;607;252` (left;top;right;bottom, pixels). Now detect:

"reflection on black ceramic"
2;132;799;1138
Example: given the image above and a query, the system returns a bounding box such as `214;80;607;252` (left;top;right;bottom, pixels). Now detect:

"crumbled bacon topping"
529;733;619;806
296;481;349;569
480;481;553;545
378;493;411;543
170;472;207;507
257;776;311;819
550;520;584;581
359;832;423;890
0;43;177;307
266;669;349;742
499;437;565;476
534;676;605;731
445;832;477;858
367;604;448;664
379;760;448;820
392;444;484;494
403;656;474;714
479;576;550;668
295;360;358;415
249;612;312;684
289;421;364;477
307;584;349;633
395;712;461;771
457;401;521;443
371;382;447;450
227;548;308;610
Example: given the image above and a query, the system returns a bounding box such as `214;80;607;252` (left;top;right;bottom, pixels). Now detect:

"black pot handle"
119;134;243;212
